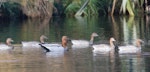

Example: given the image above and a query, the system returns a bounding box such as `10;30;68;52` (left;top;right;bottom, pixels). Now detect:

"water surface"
0;16;150;72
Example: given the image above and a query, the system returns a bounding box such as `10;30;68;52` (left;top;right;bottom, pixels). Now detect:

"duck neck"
136;44;141;48
61;36;68;48
89;36;94;45
136;40;141;48
40;39;45;44
6;42;11;46
110;41;115;48
62;41;67;48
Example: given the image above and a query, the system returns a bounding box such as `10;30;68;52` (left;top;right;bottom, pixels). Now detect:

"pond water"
0;15;150;72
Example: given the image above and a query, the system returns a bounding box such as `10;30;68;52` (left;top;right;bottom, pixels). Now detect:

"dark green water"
0;15;150;72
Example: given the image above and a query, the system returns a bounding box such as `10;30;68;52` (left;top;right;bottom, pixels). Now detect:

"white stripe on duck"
0;38;14;50
70;32;98;48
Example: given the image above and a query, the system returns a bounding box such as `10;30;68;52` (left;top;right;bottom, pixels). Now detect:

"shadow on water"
0;15;150;72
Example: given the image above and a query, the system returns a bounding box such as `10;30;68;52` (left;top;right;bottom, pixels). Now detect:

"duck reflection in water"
110;49;121;72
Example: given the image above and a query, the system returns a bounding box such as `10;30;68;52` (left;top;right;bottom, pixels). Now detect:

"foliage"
1;1;24;18
64;2;80;16
0;0;54;18
0;0;146;17
120;0;134;16
126;0;134;16
94;0;110;15
63;0;101;16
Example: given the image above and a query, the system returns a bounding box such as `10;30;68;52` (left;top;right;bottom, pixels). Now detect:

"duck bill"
11;40;14;42
141;40;145;46
44;36;48;40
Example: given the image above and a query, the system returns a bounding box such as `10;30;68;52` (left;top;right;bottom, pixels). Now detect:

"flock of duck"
0;32;144;55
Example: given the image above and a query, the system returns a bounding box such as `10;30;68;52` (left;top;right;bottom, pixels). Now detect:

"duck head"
136;39;144;47
91;32;99;37
40;35;48;43
62;36;68;48
109;37;116;48
90;32;99;45
6;38;14;45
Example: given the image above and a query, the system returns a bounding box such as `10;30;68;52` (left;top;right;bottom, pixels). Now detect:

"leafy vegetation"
0;0;146;18
0;1;24;18
119;0;134;16
63;0;100;16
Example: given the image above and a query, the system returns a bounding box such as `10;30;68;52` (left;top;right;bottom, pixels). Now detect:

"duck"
118;39;144;54
40;36;69;52
21;35;48;48
70;32;98;48
92;37;116;54
0;38;14;50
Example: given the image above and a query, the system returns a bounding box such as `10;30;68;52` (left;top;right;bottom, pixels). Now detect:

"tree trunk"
22;0;54;18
